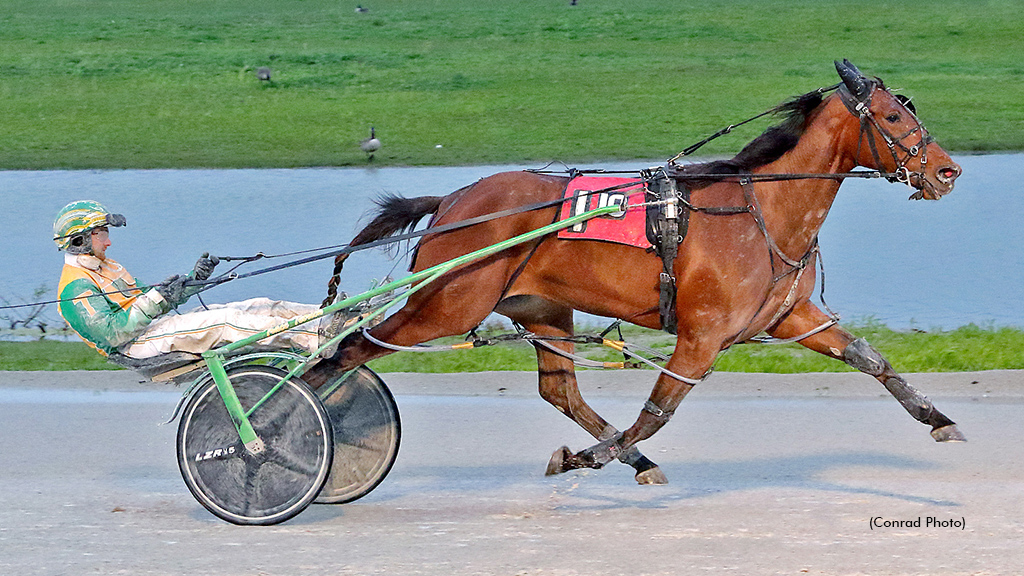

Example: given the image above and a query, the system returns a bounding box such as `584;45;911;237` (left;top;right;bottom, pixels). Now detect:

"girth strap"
644;168;689;334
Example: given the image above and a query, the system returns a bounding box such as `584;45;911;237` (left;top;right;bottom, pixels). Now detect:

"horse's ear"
835;59;870;100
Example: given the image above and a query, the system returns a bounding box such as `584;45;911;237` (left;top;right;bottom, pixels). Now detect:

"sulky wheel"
316;366;401;504
176;365;333;525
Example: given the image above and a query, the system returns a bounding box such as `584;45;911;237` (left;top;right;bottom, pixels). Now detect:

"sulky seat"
106;351;205;381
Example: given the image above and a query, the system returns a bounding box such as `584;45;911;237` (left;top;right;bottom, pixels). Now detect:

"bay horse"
306;60;965;484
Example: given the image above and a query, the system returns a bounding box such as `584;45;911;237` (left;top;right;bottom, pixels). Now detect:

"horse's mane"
674;90;825;186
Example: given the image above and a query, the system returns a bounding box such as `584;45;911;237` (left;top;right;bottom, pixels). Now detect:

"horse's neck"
754;107;860;259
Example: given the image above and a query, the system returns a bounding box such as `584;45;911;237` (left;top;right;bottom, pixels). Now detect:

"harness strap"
739;176;804;269
532;338;707;385
643;400;674;420
643;168;684;334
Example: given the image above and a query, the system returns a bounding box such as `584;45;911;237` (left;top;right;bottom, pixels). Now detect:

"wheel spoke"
241;460;263;516
254;395;300;432
266;446;321;477
335;434;386;452
324;383;359;413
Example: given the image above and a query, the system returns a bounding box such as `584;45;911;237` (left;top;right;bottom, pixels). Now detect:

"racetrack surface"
1;370;1022;575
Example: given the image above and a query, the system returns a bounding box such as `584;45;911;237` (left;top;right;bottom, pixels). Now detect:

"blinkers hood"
835;59;871;100
835;59;878;117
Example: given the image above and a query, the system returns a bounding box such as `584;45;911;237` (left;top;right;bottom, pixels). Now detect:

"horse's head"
835;59;961;200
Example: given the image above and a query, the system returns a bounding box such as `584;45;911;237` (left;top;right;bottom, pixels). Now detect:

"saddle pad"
557;176;650;249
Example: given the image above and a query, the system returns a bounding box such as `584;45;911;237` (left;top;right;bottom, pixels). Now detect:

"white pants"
124;298;323;359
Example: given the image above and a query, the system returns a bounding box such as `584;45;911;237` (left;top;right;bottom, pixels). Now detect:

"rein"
198;184;647;293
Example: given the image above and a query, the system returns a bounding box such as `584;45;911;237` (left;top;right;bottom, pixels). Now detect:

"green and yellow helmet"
53;200;126;254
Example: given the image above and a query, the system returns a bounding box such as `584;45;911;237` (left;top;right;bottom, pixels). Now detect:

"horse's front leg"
769;300;965;442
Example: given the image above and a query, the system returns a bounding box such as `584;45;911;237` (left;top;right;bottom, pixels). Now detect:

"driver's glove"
192;253;220;282
155;274;190;308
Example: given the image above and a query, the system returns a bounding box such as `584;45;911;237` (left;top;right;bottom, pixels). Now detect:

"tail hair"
321;194;444;308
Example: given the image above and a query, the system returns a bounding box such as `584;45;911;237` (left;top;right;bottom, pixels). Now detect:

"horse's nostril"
938;165;961;182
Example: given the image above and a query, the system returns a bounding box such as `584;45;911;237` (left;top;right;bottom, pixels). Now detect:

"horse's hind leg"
769;300;965;442
498;296;666;484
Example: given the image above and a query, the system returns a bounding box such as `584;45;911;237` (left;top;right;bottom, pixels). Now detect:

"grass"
1;0;1022;168
0;340;112;371
4;322;1023;373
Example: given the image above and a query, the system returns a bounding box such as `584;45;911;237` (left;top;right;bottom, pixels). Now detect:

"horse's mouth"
909;165;959;200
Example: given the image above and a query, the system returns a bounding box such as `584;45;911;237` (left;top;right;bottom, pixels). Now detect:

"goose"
355;5;369;13
255;67;272;81
360;127;381;160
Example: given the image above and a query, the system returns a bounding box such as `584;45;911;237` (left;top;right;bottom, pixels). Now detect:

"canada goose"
255;67;272;81
360;127;381;160
355;5;369;13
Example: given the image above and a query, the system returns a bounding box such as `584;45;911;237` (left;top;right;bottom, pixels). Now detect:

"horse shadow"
305;449;957;518
558;451;961;511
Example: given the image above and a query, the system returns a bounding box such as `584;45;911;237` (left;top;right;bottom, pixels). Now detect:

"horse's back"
439;170;568;214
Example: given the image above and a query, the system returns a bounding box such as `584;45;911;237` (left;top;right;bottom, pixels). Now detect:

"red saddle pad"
557;176;650;249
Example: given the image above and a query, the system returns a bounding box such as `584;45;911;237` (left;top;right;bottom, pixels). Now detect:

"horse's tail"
321;194;444;308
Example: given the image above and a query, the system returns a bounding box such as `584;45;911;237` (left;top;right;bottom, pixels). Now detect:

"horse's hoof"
635;466;668;485
546;446;572;476
931;424;967;442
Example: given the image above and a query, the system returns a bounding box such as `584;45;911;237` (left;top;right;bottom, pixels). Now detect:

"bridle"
836;80;937;199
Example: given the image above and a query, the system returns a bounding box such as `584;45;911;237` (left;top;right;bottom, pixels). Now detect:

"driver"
53;200;346;359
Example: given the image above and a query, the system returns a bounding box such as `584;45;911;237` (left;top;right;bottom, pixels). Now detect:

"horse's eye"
885;113;900;123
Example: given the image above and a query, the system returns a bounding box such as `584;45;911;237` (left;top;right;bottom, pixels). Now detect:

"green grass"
0;340;112;371
5;323;1023;372
1;0;1022;168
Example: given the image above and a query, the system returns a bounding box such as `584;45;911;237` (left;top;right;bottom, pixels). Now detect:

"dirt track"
1;369;1022;575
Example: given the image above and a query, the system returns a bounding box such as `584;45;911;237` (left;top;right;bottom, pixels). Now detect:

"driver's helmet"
53;200;126;254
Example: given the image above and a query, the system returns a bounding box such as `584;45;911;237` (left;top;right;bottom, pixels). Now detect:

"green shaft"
205;354;259;447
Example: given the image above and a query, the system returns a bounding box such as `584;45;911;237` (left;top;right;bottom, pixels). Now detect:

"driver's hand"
193;252;220;281
155;274;189;307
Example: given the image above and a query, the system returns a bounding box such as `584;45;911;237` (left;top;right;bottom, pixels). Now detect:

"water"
3;153;1022;331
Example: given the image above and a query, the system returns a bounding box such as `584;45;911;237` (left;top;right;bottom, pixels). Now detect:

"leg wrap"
580;433;623;467
842;338;886;377
844;339;935;424
598;425;619;442
882;375;934;423
617;446;645;467
597;425;653;469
